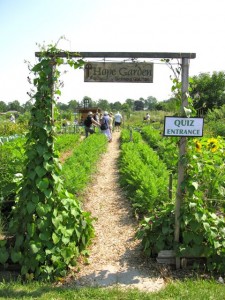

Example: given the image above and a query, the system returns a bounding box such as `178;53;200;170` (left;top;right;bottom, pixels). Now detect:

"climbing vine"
162;58;195;116
0;41;94;280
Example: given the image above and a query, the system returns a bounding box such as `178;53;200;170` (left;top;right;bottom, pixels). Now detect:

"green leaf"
55;89;61;95
189;202;197;208
28;171;36;180
11;249;22;263
0;240;7;247
36;145;46;155
191;181;199;190
44;188;52;198
43;153;52;161
44;161;53;171
30;242;41;254
32;194;39;204
39;230;51;241
162;226;170;234
27;202;36;214
62;236;70;245
37;218;50;231
36;178;49;191
65;228;74;237
0;247;9;264
27;223;36;237
52;216;62;228
74;228;81;240
15;234;24;248
21;265;28;275
35;166;47;178
214;241;221;249
52;233;60;244
36;203;46;217
203;222;210;231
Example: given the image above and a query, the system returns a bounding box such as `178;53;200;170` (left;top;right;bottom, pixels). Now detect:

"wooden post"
174;58;189;269
48;60;55;123
169;173;173;200
129;128;133;142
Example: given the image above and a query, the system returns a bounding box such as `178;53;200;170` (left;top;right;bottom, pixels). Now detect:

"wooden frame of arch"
35;51;196;268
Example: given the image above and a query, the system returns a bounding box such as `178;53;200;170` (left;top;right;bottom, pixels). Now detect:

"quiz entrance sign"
164;117;204;137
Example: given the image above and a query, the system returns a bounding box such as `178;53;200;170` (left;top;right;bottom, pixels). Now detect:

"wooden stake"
174;58;189;269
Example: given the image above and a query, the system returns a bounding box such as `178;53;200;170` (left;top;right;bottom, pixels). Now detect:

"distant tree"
68;100;79;111
190;71;225;114
22;100;34;113
134;99;144;111
0;100;7;112
121;103;130;112
7;100;22;112
145;96;158;110
158;97;180;113
110;101;122;112
97;99;110;111
57;102;69;111
125;98;134;111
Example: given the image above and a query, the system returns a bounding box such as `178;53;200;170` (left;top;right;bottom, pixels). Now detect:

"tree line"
1;71;225;115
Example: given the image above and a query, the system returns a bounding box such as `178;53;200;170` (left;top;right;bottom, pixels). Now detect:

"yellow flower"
207;138;219;153
194;140;202;152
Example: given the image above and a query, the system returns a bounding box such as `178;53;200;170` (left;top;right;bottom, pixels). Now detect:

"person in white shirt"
114;111;122;132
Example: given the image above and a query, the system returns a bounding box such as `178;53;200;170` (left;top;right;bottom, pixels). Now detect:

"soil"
64;131;166;292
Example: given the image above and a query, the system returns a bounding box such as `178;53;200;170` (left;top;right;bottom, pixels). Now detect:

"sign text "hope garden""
84;62;153;83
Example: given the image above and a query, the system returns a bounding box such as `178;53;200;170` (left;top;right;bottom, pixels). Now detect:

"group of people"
84;111;123;141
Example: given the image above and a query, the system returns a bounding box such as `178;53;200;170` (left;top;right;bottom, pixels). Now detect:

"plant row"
62;133;108;194
0;132;108;280
0;134;81;204
121;129;225;272
119;129;170;215
124;126;225;273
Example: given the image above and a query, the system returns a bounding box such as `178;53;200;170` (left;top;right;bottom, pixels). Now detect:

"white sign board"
164;117;204;137
84;62;153;83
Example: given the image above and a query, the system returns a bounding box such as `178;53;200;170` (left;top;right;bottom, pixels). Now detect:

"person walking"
84;111;100;138
145;112;150;123
100;111;112;142
114;111;122;132
109;112;114;137
10;114;16;123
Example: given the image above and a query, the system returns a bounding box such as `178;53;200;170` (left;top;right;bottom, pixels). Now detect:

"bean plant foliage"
0;42;94;280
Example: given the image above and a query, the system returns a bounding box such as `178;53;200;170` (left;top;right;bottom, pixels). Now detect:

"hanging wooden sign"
84;62;153;83
164;116;204;137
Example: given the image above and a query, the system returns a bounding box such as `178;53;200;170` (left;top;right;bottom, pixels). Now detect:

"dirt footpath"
68;131;165;292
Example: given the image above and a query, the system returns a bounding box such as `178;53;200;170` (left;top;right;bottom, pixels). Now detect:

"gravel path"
68;131;165;292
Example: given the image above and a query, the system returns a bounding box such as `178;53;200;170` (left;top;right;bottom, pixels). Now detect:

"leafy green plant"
62;133;108;194
0;41;94;280
0;121;28;137
0;138;26;202
185;136;225;212
119;129;170;214
140;125;162;149
179;202;225;272
55;133;80;153
136;203;175;256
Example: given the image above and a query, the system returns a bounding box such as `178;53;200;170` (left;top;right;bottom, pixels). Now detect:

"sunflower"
207;138;219;153
194;139;202;152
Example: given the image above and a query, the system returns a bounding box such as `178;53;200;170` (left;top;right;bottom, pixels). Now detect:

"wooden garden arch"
35;51;196;268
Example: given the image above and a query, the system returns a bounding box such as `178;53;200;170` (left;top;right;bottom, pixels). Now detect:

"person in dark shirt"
84;111;100;137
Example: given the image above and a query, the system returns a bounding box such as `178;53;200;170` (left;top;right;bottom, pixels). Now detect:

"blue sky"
1;0;225;104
